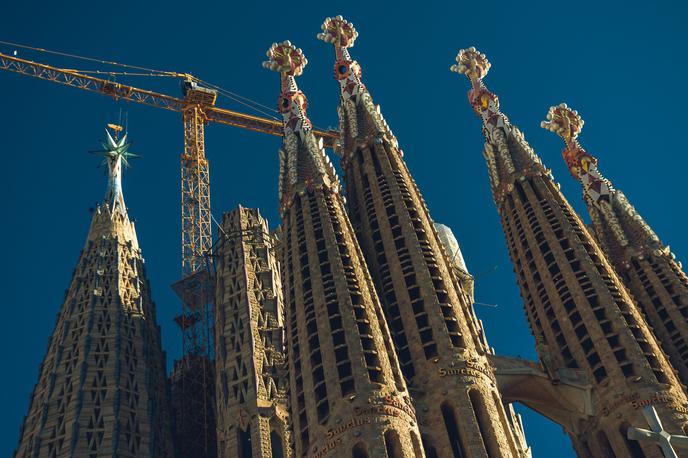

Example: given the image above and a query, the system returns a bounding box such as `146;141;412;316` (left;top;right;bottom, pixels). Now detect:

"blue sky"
2;1;687;455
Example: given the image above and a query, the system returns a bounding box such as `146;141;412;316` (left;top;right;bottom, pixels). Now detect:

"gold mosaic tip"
541;103;584;143
317;16;358;48
262;41;308;76
451;47;491;81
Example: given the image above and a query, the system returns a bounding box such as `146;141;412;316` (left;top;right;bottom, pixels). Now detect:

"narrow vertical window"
410;432;423;457
384;430;403;458
352;442;369;458
270;430;284;458
422;435;439;458
441;401;466;458
238;427;252;458
469;389;501;458
596;430;616;458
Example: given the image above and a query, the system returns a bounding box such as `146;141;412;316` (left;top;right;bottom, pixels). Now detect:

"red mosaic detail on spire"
541;103;596;178
262;42;312;135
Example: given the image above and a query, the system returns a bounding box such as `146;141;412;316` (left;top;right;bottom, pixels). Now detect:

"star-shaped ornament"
90;129;139;168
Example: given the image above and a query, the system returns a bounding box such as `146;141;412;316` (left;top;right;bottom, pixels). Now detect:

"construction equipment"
0;46;339;457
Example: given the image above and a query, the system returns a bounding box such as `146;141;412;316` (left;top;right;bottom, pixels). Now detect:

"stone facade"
452;47;688;457
15;131;173;457
215;206;291;457
318;17;528;458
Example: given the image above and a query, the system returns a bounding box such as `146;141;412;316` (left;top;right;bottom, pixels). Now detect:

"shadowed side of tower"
318;16;527;458
264;41;423;457
214;206;292;457
542;104;688;386
452;48;688;457
15;128;173;458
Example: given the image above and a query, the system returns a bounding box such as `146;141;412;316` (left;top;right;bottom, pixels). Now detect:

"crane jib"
0;50;339;147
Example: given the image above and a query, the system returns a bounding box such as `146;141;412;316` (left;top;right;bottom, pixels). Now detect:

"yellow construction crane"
0;47;339;457
0;49;338;273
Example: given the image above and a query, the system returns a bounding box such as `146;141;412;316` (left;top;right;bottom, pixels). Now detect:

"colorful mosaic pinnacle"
263;41;340;212
317;16;365;100
262;40;308;77
451;47;491;82
541;103;613;205
541;103;593;176
452;48;513;154
451;47;499;114
318;15;401;156
262;41;312;136
317;15;358;50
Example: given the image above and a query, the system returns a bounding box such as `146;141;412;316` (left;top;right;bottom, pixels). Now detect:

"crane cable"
196;79;280;120
0;39;280;120
0;39;179;76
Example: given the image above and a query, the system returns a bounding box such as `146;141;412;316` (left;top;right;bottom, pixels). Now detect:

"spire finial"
90;124;137;214
263;41;340;210
451;47;491;83
541;103;585;145
318;15;401;149
542;104;615;207
317;16;358;50
318;16;364;87
541;103;596;178
451;48;508;134
262;40;308;77
262;41;312;136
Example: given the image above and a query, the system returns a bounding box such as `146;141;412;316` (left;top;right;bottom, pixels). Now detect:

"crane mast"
0;48;340;457
171;85;217;457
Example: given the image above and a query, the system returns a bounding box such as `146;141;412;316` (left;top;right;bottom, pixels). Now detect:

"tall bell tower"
15;128;174;458
319;16;528;457
542;104;688;386
264;41;423;458
452;47;688;457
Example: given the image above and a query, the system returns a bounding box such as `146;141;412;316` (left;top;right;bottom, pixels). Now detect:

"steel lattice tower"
170;84;218;458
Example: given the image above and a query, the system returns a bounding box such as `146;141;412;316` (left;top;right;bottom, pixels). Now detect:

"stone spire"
543;103;688;384
451;47;545;203
317;16;397;160
319;17;530;457
15;128;173;457
541;103;659;260
262;41;340;213
453;48;688;457
264;41;423;458
214;206;291;458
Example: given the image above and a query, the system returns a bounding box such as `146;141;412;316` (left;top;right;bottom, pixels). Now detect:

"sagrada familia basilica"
13;15;688;458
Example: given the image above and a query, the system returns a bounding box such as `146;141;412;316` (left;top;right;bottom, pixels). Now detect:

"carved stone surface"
215;206;291;458
320;20;529;457
15;137;173;457
265;40;423;457
544;103;688;387
454;48;688;457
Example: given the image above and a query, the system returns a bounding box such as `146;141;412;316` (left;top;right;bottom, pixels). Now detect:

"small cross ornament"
627;405;688;458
